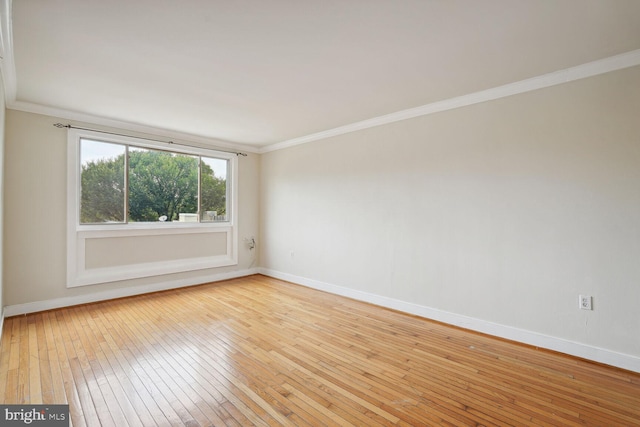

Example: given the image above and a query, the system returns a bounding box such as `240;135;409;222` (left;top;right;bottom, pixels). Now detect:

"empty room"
1;1;639;426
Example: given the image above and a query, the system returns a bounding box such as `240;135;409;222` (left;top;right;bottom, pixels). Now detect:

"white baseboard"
258;268;640;373
3;268;260;317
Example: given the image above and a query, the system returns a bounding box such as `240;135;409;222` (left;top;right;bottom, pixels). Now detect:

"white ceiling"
5;0;640;149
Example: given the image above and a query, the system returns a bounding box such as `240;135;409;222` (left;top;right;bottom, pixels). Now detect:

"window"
67;128;238;287
79;139;230;224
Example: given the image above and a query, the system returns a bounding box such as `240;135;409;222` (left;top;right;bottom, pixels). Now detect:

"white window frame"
67;128;238;287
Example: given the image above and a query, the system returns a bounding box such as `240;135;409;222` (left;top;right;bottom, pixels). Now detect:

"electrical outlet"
579;295;593;310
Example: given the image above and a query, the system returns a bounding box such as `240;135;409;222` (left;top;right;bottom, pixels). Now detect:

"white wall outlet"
579;295;593;310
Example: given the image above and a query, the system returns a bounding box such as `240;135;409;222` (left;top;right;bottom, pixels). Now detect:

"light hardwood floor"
1;275;639;426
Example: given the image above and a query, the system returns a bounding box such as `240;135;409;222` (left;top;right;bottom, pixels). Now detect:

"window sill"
76;220;231;233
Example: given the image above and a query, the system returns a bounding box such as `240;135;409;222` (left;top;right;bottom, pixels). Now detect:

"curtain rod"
53;123;248;156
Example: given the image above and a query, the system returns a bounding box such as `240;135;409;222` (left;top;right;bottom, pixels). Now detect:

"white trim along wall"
4;268;259;318
4;49;640;155
262;49;640;153
1;48;640;374
258;64;640;374
259;269;640;373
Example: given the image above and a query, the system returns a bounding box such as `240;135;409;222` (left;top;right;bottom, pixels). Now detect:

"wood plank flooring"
1;275;639;426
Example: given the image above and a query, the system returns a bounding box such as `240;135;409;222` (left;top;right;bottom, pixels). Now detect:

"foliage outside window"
80;138;229;224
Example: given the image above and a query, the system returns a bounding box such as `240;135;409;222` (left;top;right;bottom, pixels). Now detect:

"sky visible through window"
80;138;228;179
80;139;124;165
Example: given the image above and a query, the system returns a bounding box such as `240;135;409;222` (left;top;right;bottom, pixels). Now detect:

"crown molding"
260;49;640;153
0;0;258;154
2;0;639;157
8;100;261;154
0;0;16;102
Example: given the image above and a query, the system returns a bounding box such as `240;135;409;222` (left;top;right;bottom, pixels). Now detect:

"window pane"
80;139;126;224
201;156;228;222
128;147;199;222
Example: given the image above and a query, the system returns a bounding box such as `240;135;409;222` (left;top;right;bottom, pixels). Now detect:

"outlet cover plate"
579;295;593;310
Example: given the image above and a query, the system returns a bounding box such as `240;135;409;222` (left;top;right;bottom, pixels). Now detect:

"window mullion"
77;131;231;225
125;145;130;224
197;157;202;222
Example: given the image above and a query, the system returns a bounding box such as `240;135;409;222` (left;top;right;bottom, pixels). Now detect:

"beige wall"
0;80;4;314
83;232;228;269
260;66;640;358
3;110;260;305
3;66;639;364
